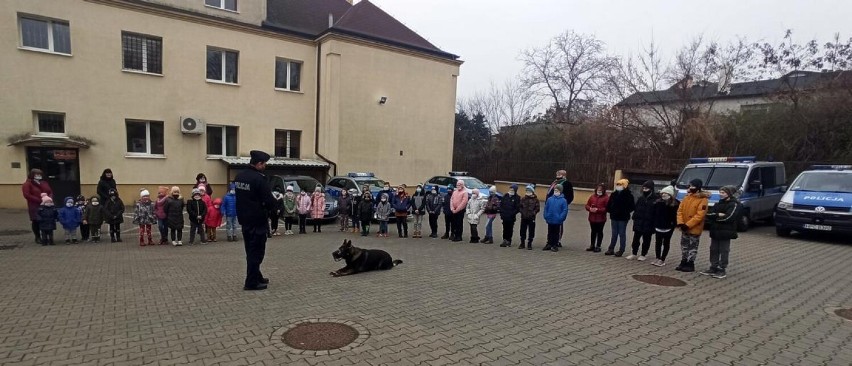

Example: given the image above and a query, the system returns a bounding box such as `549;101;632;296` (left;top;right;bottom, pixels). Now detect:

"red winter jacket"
585;193;610;223
22;178;53;221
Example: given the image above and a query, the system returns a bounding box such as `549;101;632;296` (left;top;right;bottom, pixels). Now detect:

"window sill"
34;132;66;137
274;88;304;94
204;5;239;13
125;154;166;159
18;47;72;57
206;79;239;87
122;69;164;77
206;155;237;159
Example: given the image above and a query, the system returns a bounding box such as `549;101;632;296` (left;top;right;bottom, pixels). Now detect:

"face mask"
92;201;99;206
689;188;698;193
194;196;201;200
384;186;390;190
509;190;515;196
229;190;235;194
66;202;74;207
525;192;532;196
554;191;562;196
381;198;387;202
106;174;112;178
199;178;206;183
615;186;624;192
432;190;437;195
34;175;43;181
416;188;421;193
172;194;179;198
596;191;603;196
661;193;671;200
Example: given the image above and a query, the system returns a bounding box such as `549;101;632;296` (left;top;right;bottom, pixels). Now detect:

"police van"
774;165;852;237
423;171;495;198
675;156;786;231
326;172;388;201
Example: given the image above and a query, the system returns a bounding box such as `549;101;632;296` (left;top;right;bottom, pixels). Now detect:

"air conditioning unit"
179;116;205;134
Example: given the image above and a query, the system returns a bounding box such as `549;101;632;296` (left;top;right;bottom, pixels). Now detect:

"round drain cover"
270;318;370;355
836;308;852;321
283;322;358;351
632;274;687;287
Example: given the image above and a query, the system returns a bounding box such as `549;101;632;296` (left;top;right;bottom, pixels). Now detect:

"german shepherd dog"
330;239;403;277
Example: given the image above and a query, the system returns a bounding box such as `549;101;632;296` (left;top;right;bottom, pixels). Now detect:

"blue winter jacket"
543;194;568;225
221;184;237;217
58;196;83;230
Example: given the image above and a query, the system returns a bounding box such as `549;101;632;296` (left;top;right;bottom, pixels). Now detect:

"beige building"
1;0;461;208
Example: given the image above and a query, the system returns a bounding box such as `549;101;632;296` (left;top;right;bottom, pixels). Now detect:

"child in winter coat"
519;184;540;249
699;185;739;279
499;184;521;247
675;179;709;272
154;187;169;245
543;184;568;252
186;188;207;244
296;190;312;234
76;195;89;242
392;185;410;238
441;184;454;239
465;189;486;243
349;188;361;233
425;186;443;238
585;183;609;252
627;181;658;261
410;184;427;238
311;185;326;232
338;189;352;232
376;193;393;237
164;186;185;246
221;183;238;241
59;196;82;244
482;186;501;244
84;196;104;242
269;189;284;237
206;198;223;242
282;185;297;235
358;193;374;236
605;179;635;257
104;188;125;243
37;194;58;245
651;186;680;267
133;189;157;246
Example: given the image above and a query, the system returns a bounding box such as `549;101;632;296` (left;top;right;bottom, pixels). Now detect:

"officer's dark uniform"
234;150;278;290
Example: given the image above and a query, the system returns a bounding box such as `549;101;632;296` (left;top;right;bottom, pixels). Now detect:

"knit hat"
616;179;629;187
526;184;535;192
170;186;180;196
689;179;704;190
41;194;53;205
197;183;207;194
228;182;236;191
191;188;201;197
720;185;737;197
489;185;497;193
660;186;675;197
554;184;563;193
286;185;294;192
140;188;150;198
642;180;655;190
510;183;518;190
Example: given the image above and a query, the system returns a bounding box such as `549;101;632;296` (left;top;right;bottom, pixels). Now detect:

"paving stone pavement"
0;207;850;366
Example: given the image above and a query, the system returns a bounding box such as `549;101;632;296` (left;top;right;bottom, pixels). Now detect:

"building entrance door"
26;147;81;201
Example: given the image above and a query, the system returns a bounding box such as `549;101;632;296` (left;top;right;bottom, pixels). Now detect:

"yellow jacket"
677;191;710;235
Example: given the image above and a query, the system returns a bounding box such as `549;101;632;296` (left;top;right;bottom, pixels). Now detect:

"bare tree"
458;78;539;135
520;30;618;124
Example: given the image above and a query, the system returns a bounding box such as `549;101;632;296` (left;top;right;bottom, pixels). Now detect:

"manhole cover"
270;318;370;355
0;230;30;236
836;308;852;321
632;274;687;287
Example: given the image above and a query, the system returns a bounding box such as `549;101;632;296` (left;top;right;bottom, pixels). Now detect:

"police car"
423;172;497;197
268;175;339;221
326;172;388;201
675;156;786;231
774;165;852;237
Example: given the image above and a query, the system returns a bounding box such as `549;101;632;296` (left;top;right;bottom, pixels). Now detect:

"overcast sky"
369;0;852;99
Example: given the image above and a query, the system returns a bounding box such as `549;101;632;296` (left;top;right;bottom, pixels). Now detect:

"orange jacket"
676;191;710;235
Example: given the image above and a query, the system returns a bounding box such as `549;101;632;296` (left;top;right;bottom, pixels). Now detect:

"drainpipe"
315;42;337;179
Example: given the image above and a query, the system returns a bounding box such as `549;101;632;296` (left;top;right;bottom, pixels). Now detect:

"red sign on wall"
53;150;77;161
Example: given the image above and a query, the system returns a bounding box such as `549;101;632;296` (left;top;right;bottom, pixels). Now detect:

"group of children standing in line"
267;184;326;235
584;178;741;279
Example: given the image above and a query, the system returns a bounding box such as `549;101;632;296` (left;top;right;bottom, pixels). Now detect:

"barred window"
275;58;302;91
19;15;71;54
36;112;65;134
122;32;162;74
207;47;238;83
274;130;301;158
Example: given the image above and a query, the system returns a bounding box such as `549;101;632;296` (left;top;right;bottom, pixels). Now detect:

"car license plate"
803;224;832;231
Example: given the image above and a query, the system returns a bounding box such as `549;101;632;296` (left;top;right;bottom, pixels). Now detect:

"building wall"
139;0;266;25
1;0;318;207
318;37;460;186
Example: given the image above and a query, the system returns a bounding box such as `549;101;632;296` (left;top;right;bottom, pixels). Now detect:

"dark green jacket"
707;198;740;240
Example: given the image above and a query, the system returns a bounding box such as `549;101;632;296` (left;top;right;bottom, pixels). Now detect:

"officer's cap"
249;150;271;164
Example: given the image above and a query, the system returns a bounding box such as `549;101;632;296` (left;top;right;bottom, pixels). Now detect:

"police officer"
234;150;278;291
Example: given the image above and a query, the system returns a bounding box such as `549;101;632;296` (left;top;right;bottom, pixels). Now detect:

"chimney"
328;13;334;27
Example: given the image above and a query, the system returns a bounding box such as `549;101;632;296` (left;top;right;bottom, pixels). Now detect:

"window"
206;125;238;156
35;112;65;134
207;48;238;83
126;120;164;155
275;58;302;91
205;0;237;11
18;15;71;54
274;130;301;158
122;32;162;74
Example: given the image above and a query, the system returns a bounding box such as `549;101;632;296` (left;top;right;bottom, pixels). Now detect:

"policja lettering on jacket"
234;150;277;291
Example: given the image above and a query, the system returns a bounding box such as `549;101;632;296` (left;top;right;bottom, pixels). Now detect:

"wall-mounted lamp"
379;96;388;105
